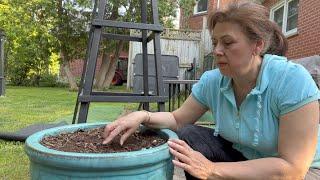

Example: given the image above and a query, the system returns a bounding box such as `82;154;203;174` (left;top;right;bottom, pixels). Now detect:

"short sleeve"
276;64;320;115
191;71;210;108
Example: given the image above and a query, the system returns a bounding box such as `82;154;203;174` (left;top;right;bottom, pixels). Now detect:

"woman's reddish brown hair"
208;1;288;56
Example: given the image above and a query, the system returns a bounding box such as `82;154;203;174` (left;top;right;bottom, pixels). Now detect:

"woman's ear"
253;40;265;56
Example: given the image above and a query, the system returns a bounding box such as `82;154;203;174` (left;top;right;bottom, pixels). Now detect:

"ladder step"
91;92;142;96
79;95;168;102
92;19;163;32
102;33;142;42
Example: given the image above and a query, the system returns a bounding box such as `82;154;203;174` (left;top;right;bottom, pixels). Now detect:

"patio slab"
173;167;186;180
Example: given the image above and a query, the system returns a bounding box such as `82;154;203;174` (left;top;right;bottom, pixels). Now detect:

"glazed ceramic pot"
25;122;178;180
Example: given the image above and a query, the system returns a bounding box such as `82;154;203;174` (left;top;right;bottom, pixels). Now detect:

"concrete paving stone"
173;166;186;180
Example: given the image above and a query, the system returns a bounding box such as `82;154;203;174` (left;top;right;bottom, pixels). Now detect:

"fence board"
127;29;204;88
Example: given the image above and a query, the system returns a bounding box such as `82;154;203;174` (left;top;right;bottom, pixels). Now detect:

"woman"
103;1;320;179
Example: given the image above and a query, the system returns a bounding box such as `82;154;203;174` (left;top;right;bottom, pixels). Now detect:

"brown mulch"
40;127;166;153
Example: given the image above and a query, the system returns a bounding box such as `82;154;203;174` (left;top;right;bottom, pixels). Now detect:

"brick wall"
71;57;103;77
188;14;207;30
187;0;241;29
208;0;217;13
263;0;320;59
60;56;103;79
186;0;216;30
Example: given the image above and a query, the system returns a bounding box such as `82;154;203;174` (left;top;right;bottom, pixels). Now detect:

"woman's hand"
168;139;216;179
102;111;148;145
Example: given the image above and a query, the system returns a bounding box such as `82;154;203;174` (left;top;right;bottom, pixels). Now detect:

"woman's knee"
176;124;198;140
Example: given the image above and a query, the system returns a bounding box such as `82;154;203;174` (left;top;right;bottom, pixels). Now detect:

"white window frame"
270;0;299;37
193;0;208;15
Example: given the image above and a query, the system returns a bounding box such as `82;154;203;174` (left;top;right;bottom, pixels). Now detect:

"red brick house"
182;0;320;59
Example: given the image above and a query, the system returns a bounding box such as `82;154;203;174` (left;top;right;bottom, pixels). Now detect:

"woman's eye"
224;42;232;46
212;40;232;47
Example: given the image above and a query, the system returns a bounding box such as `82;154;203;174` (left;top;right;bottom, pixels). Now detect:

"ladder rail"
75;0;166;123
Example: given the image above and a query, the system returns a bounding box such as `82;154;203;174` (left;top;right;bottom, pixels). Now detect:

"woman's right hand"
102;111;149;145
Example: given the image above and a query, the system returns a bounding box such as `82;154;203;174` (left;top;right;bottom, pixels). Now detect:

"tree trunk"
57;0;77;91
94;3;120;90
94;52;111;89
63;62;77;90
102;55;116;89
61;52;77;90
102;40;124;89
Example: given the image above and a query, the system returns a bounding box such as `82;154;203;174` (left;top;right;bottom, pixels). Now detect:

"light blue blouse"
192;54;320;168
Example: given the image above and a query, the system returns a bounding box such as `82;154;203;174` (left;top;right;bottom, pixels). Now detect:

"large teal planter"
25;122;178;180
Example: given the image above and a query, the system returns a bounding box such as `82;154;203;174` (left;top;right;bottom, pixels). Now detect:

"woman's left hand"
168;139;216;179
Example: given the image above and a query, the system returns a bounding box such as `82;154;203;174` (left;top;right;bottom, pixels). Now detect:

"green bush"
38;73;57;87
7;65;30;86
8;72;68;88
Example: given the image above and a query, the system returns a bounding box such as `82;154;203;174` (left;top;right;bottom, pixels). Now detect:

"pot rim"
26;122;178;157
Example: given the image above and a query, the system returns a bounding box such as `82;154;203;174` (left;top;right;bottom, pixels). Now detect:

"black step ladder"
72;0;167;124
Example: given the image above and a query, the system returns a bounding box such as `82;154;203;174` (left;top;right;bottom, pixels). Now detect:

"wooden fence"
127;28;213;89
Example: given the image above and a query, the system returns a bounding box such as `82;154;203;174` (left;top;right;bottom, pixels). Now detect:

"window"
194;0;208;14
270;0;299;36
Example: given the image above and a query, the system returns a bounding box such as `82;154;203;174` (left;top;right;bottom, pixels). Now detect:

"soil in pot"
40;127;166;153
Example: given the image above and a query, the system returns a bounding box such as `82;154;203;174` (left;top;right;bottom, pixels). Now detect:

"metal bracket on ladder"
72;0;166;124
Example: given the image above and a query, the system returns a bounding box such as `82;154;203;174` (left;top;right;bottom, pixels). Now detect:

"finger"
103;125;124;144
172;159;191;172
120;128;135;145
175;156;179;161
169;147;191;164
103;123;118;138
169;139;193;150
167;140;191;155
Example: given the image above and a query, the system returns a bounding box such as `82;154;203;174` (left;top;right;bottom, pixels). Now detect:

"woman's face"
212;22;258;78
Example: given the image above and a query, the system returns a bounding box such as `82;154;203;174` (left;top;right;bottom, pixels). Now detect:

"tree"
53;0;92;90
0;0;178;89
0;0;55;85
94;0;178;90
52;0;178;90
178;0;196;29
0;0;92;89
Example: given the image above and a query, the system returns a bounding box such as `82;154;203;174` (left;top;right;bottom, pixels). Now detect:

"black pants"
177;124;320;180
176;124;247;180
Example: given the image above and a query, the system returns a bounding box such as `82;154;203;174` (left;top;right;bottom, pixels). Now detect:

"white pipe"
217;0;220;9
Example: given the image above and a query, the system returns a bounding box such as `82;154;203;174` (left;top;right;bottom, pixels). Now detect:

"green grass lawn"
0;86;131;179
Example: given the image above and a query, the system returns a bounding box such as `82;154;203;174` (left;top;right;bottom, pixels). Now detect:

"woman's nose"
213;44;224;56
